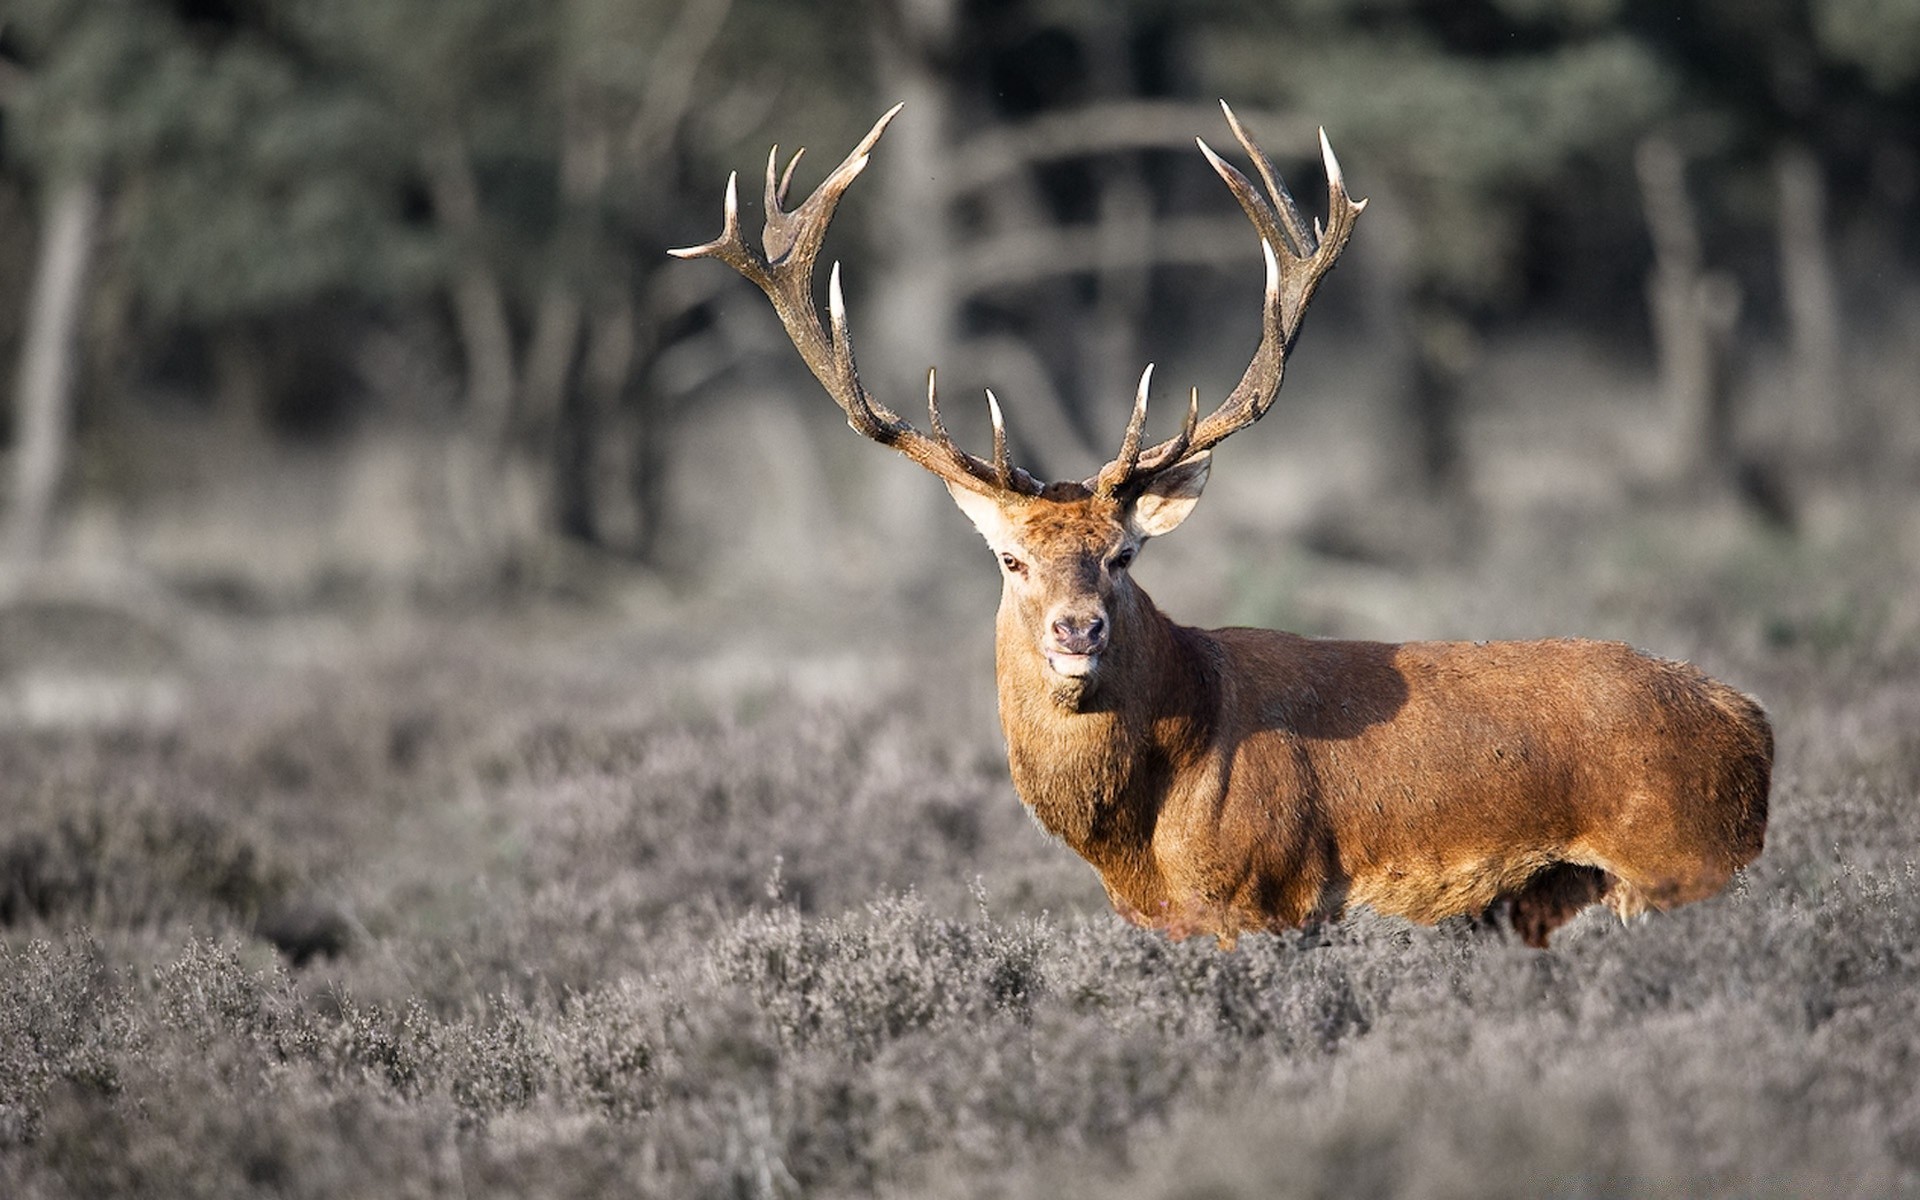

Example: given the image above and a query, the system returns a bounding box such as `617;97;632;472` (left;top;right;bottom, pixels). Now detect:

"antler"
669;105;1042;498
1093;101;1365;498
672;103;1361;504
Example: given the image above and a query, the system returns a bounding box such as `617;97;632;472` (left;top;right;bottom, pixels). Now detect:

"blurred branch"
637;266;749;403
953;215;1262;293
0;59;23;107
627;0;736;162
1086;144;1156;413
947;102;1311;196
944;103;1320;297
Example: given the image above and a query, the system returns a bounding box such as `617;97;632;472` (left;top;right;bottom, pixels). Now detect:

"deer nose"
1051;614;1108;655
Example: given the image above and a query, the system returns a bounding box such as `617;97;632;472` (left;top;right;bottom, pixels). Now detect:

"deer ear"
1127;452;1211;538
945;481;1015;545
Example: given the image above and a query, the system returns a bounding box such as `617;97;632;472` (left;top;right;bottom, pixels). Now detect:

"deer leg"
1507;863;1610;948
1600;861;1733;923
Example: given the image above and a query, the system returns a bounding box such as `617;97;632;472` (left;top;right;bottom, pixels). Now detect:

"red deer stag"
671;104;1772;948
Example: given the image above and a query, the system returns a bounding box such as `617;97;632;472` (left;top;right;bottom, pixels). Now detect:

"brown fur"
981;494;1772;949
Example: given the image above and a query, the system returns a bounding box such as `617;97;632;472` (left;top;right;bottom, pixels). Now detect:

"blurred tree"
1;4;130;567
1812;0;1920;93
6;176;98;568
1;0;832;570
1636;133;1742;487
290;0;605;555
1572;0;1920;524
1205;0;1675;501
1630;0;1920;466
2;0;439;568
289;0;833;560
3;0;1917;588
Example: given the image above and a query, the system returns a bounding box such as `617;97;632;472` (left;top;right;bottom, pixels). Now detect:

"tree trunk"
7;174;101;568
576;290;641;552
1775;142;1847;455
1356;179;1466;497
1407;303;1471;493
1082;20;1153;440
522;285;584;454
426;139;517;451
521;280;585;551
871;1;960;382
866;0;961;569
423;133;539;558
1636;135;1742;483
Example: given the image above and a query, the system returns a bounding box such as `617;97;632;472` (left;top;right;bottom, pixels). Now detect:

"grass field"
3;482;1918;1198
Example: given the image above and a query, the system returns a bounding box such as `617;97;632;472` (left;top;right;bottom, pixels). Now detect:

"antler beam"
669;105;1043;498
1095;102;1365;497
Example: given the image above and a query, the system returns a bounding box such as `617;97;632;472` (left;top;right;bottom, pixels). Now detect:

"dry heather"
2;497;1919;1198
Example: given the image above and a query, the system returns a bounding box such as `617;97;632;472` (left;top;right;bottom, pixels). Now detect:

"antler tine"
1285;127;1365;331
986;390;1013;488
927;368;962;458
827;262;892;438
1119;110;1363;481
670;105;1043;499
776;147;805;209
1219;100;1315;259
667;171;760;280
926;367;948;439
1095;365;1155;496
1195;137;1286;278
1157;386;1200;467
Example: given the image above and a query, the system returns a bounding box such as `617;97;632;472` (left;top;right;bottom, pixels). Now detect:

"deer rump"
1082;631;1773;948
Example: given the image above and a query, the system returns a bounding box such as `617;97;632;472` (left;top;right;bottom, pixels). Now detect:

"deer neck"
993;584;1213;860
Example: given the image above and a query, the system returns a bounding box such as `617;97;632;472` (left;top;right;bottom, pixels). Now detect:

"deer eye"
1110;547;1136;571
999;552;1027;575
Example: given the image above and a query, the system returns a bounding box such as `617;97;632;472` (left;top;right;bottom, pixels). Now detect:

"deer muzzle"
1046;612;1109;677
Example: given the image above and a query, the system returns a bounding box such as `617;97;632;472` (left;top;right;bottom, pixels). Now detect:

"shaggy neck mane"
993;584;1216;871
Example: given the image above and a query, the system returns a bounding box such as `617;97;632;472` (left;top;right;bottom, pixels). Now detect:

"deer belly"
1344;849;1557;925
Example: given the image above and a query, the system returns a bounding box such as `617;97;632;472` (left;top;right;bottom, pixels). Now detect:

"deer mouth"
1045;649;1101;678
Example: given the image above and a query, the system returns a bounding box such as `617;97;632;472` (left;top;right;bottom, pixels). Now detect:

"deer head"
671;102;1363;708
938;377;1213;706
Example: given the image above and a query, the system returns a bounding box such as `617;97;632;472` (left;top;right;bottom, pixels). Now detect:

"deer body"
673;103;1772;947
995;581;1771;945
